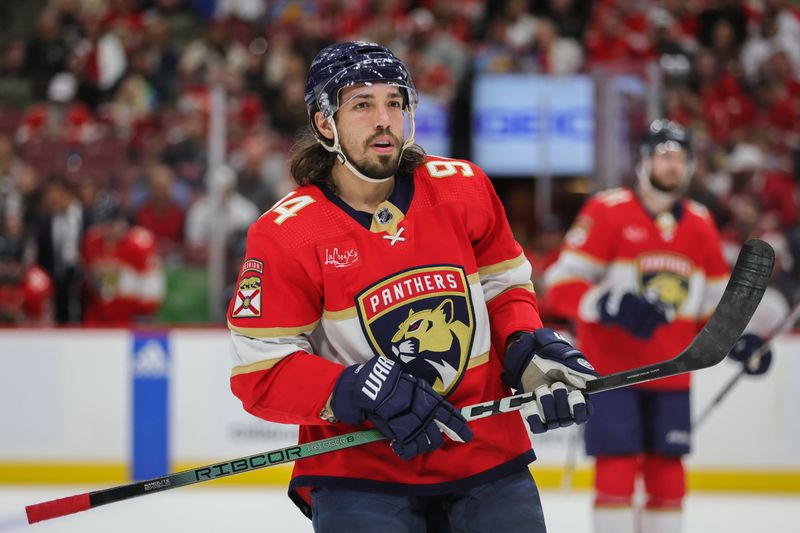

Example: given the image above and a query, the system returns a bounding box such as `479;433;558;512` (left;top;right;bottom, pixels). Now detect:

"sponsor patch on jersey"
240;259;264;275
232;276;262;318
355;265;475;397
637;252;692;310
322;246;359;269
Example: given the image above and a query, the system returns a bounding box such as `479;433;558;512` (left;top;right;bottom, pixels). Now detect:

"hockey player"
227;41;598;532
544;119;771;533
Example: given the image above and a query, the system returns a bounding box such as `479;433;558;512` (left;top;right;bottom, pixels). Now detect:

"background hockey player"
81;203;164;325
227;41;598;532
543;119;774;533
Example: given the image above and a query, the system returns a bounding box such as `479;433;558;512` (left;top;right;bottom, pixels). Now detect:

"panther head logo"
390;298;471;395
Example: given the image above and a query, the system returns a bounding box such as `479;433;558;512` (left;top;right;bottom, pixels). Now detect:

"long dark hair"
289;129;427;190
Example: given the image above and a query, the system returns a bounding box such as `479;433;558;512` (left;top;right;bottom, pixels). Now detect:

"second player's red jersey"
544;188;729;390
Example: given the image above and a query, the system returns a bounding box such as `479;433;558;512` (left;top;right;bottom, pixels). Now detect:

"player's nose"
374;104;392;128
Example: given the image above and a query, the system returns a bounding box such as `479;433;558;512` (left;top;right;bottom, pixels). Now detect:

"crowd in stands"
0;0;797;325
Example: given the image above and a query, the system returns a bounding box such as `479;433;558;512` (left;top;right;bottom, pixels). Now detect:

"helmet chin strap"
317;110;416;185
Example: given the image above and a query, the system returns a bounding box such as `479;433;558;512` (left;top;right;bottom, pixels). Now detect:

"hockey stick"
694;297;800;429
24;239;774;525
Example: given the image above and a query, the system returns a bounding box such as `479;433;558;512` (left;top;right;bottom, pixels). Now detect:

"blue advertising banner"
472;75;594;176
131;331;170;480
407;94;450;157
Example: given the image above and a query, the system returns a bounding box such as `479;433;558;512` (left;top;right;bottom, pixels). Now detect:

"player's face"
649;146;688;192
333;83;406;180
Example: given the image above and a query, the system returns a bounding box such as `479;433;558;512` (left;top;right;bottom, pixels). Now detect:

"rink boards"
0;328;798;492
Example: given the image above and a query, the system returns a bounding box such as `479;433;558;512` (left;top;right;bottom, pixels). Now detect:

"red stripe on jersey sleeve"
231;351;345;426
488;287;543;359
542;278;591;321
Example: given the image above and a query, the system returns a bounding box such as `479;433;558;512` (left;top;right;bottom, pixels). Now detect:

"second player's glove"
728;333;772;376
597;290;672;339
501;328;597;434
330;355;473;460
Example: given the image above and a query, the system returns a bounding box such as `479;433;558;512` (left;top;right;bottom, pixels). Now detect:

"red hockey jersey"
544;188;729;390
82;226;164;324
227;156;542;515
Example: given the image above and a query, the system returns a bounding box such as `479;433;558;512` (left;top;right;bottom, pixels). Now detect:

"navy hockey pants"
310;469;547;533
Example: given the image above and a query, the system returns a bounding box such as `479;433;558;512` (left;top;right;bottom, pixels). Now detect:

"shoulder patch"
232;275;262;318
241;258;264;275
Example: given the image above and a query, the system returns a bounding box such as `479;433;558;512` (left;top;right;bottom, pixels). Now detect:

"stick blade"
586;238;774;394
684;238;774;370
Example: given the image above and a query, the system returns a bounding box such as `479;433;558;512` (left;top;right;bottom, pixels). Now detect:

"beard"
649;169;685;193
341;130;402;181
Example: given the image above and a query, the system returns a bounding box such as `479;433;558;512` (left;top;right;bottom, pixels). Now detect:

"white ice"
1;486;798;532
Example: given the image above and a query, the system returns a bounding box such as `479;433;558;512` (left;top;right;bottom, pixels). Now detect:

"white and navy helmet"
304;41;419;121
304;41;419;183
640;119;692;160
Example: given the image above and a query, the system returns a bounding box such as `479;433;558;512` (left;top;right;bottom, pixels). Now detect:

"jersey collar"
316;175;415;230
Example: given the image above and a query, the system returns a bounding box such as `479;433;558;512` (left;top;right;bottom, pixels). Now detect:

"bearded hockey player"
544;119;770;533
226;41;598;532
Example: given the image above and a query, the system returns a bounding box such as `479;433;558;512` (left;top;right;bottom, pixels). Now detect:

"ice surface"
1;486;797;532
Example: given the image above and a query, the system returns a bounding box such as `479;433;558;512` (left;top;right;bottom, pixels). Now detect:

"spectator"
135;163;186;259
34;176;83;323
70;12;128;104
533;17;584;75
0;134;37;222
179;18;249;84
532;0;590;41
0;209;53;325
184;165;259;262
0;40;34;107
25;9;70;101
16;72;99;144
141;15;180;103
230;128;287;212
726;142;798;232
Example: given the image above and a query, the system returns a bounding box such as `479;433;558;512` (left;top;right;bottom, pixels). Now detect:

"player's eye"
388;100;402;109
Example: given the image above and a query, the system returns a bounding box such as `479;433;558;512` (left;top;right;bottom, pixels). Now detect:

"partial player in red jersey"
544;120;771;533
227;41;598;533
81;205;164;325
0;210;53;325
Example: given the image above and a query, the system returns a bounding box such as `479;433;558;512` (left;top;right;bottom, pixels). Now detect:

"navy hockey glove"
502;329;598;434
598;291;672;339
330;355;473;460
728;333;772;376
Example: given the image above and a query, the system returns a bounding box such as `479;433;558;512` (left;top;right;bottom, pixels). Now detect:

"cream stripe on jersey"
544;249;607;289
228;320;319;338
230;331;314;376
477;253;528;276
480;260;534;302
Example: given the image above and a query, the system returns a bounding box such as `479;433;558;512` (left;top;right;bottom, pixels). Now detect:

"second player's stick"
25;239;774;525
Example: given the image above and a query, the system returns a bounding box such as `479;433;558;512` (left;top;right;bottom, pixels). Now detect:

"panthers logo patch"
356;265;475;397
637;252;692;311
